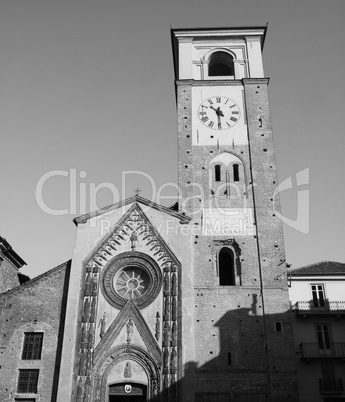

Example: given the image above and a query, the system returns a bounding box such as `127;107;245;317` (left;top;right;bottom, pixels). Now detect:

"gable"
74;195;190;226
83;203;181;273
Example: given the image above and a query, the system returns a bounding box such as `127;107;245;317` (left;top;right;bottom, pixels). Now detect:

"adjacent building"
289;261;345;402
0;236;26;293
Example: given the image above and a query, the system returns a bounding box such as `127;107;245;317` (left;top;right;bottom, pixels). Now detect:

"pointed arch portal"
93;344;160;402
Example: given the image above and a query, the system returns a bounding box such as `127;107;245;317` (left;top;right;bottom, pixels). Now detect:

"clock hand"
217;114;221;128
210;106;225;117
216;107;224;117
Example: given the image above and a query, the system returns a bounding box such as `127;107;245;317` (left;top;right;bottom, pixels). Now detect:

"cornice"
242;78;270;85
175;79;244;87
172;26;267;50
175;78;270;86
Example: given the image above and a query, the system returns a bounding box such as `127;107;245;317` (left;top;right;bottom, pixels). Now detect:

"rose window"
114;267;149;299
100;252;162;309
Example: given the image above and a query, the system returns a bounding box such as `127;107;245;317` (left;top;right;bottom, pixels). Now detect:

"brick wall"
0;261;70;402
0;256;20;293
175;79;298;400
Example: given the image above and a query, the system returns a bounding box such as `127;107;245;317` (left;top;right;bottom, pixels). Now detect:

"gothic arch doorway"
108;382;146;402
93;345;160;401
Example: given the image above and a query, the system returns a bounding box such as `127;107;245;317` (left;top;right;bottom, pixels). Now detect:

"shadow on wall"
18;272;30;284
150;300;298;401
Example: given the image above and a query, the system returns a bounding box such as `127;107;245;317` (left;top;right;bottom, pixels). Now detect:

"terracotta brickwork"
172;28;298;400
0;236;26;293
177;83;193;213
0;256;20;293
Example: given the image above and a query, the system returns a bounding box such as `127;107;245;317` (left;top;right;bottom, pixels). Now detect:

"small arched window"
215;165;221;182
233;164;239;182
209;52;234;77
219;248;235;286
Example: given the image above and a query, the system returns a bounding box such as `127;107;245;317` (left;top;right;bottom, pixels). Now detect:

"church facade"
0;27;299;401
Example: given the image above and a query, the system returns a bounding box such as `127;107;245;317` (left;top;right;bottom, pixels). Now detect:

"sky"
1;0;344;279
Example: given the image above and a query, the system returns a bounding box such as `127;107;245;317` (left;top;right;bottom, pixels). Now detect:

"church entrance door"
109;397;146;402
108;383;147;402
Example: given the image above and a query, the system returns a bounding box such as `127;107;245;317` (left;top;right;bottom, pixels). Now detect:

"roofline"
289;272;345;276
73;195;191;225
171;25;268;33
0;260;71;297
0;236;26;268
288;260;345;275
171;25;268;49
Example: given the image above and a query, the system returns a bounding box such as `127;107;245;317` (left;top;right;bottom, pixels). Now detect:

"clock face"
198;96;241;130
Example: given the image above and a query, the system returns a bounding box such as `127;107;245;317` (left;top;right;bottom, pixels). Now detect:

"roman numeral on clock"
198;97;240;130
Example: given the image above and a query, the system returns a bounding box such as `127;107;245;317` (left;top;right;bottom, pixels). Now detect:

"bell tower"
171;27;298;400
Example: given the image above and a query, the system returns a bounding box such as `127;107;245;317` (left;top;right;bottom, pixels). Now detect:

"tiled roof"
289;260;345;275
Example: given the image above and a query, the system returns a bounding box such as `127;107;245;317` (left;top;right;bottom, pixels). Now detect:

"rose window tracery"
101;252;162;309
114;267;149;299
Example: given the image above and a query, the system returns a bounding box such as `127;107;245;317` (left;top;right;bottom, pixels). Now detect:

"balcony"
319;378;344;393
294;301;345;317
300;343;345;360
